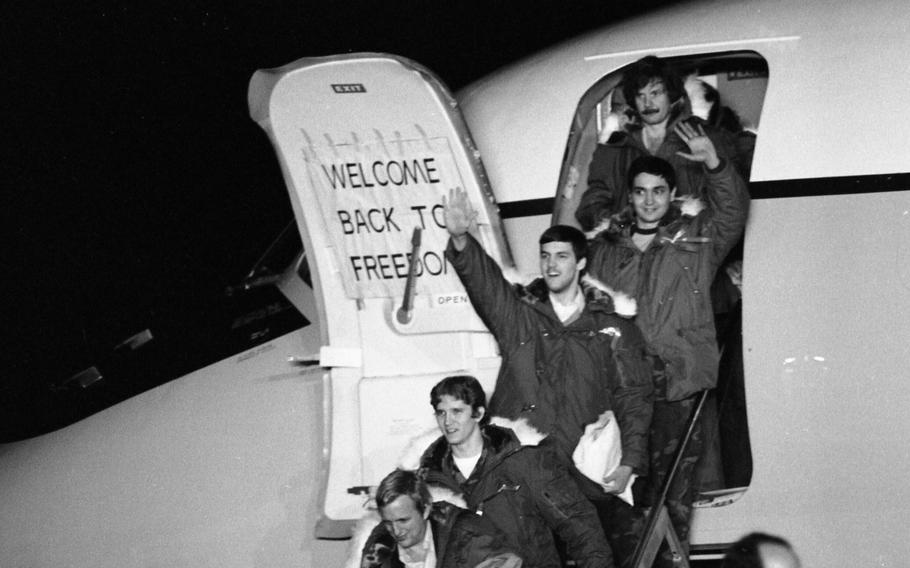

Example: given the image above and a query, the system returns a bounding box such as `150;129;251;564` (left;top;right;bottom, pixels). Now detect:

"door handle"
396;227;422;324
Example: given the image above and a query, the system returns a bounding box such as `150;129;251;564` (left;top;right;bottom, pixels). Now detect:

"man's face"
631;172;675;227
540;241;586;294
379;495;429;550
434;395;483;448
634;79;673;126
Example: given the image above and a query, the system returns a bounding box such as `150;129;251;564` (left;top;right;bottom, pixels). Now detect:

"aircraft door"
248;54;512;535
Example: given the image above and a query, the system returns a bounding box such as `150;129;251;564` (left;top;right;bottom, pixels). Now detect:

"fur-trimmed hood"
580;274;637;317
401;417;546;473
514;273;637;319
418;419;549;489
588;189;708;253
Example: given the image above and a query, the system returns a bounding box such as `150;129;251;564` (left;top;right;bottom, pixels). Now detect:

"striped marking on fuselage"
496;172;910;219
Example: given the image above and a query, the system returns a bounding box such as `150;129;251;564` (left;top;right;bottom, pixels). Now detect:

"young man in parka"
420;375;612;568
442;196;653;566
584;121;749;560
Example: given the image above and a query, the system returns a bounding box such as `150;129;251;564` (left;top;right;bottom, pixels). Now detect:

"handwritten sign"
304;137;471;298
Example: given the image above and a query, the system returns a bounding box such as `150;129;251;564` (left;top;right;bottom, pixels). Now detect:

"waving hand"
443;186;478;250
674;121;720;170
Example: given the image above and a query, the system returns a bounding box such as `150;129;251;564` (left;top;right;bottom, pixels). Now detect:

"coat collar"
515;274;636;318
420;422;543;476
600;191;706;246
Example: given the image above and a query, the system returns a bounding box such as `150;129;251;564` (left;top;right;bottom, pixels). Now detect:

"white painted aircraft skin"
0;328;350;568
455;1;910;565
3;0;910;566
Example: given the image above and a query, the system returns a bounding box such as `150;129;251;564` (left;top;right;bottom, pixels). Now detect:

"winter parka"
587;158;749;401
445;235;653;473
420;424;612;568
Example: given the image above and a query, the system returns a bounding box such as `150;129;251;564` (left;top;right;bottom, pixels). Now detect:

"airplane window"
555;51;769;503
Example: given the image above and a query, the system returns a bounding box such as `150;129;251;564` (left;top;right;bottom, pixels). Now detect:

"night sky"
2;1;682;442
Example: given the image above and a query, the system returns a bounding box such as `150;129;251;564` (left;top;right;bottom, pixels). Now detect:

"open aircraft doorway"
555;51;770;507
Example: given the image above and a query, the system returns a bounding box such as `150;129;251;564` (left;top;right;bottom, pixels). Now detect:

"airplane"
2;0;909;566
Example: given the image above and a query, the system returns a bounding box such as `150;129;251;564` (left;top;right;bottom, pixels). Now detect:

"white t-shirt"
550;288;585;323
453;452;482;479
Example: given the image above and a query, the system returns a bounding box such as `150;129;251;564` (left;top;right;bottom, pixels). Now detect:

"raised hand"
674;121;720;169
442;187;478;249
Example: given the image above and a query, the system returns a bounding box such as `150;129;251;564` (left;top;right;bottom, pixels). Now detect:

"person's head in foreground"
721;532;801;568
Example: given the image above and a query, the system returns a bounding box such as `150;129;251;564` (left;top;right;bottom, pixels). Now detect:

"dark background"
1;1;683;442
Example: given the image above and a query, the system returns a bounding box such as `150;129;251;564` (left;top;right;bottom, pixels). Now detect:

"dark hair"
539;224;588;262
430;375;488;424
700;80;720;117
627;155;677;192
699;80;746;133
721;532;794;568
621;55;685;115
714;105;746;134
375;469;432;515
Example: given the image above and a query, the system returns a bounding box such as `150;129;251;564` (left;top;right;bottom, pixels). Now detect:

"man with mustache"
581;55;738;230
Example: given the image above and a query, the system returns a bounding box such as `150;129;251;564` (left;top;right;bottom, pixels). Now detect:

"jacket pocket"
664;322;720;400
